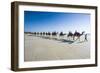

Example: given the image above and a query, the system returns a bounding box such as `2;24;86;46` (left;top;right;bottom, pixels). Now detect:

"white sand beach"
24;34;90;62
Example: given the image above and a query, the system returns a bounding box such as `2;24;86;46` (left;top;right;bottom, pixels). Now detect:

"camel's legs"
73;36;75;40
77;36;81;41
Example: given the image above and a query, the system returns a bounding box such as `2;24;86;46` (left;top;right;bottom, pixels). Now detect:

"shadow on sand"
77;40;87;43
60;39;74;44
37;36;74;44
49;38;75;44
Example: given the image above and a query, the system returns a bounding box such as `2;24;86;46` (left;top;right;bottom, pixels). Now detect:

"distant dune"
24;33;90;62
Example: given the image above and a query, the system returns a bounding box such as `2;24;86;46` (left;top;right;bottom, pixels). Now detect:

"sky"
24;11;90;33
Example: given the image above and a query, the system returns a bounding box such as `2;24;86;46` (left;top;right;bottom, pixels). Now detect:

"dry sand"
24;34;90;62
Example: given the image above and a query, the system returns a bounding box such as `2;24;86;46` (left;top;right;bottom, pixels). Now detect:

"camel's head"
82;31;85;34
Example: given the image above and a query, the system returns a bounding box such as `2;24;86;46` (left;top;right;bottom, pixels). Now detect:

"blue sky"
24;11;90;33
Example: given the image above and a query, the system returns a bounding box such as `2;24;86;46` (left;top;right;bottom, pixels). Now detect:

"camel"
43;32;46;35
67;31;85;41
67;31;74;40
33;32;36;35
73;31;85;41
59;32;66;37
51;32;58;40
40;32;43;35
67;31;73;37
52;32;58;36
36;32;39;35
47;32;51;36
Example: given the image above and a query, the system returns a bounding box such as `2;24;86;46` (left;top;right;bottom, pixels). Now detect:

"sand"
24;34;90;62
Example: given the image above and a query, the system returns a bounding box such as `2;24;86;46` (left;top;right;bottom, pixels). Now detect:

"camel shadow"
52;38;58;40
28;34;33;36
77;40;87;43
39;36;75;44
59;39;75;44
41;36;52;40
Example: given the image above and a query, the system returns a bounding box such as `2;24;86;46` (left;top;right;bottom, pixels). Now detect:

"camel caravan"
25;30;88;43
